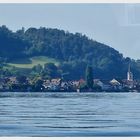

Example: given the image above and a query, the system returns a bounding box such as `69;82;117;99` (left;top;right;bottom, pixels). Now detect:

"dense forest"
0;25;140;80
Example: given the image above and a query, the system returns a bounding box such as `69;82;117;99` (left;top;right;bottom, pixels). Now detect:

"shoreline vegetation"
0;65;139;93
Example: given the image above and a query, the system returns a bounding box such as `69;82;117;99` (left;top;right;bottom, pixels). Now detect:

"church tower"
127;63;133;81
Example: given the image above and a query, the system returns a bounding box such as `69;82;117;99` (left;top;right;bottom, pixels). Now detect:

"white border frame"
0;0;139;3
0;1;139;140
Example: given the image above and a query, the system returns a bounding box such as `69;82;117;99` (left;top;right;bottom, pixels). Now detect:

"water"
0;92;140;136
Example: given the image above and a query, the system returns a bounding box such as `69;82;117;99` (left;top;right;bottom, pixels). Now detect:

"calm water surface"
0;92;140;136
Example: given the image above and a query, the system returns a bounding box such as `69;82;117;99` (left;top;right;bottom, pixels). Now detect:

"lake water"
0;92;140;136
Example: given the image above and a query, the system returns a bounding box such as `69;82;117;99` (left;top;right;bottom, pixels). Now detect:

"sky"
0;3;140;59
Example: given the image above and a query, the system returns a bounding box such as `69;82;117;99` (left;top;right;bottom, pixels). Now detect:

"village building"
94;79;112;91
110;78;122;90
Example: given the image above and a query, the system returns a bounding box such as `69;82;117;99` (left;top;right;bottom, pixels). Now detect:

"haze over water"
0;92;140;136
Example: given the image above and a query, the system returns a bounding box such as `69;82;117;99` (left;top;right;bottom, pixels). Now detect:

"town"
0;64;140;93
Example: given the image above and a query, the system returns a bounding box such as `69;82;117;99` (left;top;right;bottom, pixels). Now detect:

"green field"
7;56;60;69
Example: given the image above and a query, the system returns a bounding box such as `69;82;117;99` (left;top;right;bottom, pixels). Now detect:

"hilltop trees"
0;25;140;80
0;26;29;61
18;27;129;79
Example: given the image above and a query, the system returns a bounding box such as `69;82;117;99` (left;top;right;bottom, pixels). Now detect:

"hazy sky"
0;4;140;59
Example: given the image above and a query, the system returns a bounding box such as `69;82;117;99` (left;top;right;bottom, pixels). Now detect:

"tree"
16;75;27;84
44;63;59;78
86;65;93;89
32;64;43;73
33;78;44;92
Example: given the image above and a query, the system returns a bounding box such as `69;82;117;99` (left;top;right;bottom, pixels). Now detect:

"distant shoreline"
0;90;138;93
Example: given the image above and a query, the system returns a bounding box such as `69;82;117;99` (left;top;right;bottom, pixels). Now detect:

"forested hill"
0;25;140;80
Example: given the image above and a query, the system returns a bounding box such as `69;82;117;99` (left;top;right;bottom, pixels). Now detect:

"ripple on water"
0;92;139;136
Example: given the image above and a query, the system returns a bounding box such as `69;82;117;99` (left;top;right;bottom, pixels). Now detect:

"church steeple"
127;63;133;81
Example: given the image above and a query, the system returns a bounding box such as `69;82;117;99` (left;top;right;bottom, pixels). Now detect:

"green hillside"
7;56;60;69
0;25;139;80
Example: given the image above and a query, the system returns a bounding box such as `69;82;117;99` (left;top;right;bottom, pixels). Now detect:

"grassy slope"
7;56;60;69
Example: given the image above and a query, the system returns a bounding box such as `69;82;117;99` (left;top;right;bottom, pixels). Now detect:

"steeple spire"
127;63;133;81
